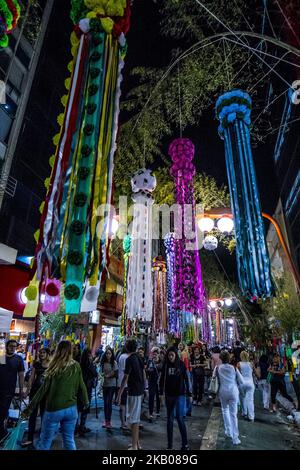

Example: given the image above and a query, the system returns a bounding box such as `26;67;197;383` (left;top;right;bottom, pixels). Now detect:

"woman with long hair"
100;347;118;429
77;348;98;436
237;351;255;421
214;350;243;445
21;348;51;447
159;347;192;450
23;340;88;450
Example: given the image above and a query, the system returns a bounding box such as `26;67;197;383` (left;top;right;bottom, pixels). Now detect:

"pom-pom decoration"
42;279;61;313
203;235;218;251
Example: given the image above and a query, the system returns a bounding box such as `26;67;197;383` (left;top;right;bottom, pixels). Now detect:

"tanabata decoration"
203;235;218;251
169;138;206;316
216;90;274;301
23;276;40;318
29;0;131;314
126;168;156;322
121;234;131;336
164;232;180;337
42;279;62;313
0;0;21;49
201;307;212;345
152;256;167;333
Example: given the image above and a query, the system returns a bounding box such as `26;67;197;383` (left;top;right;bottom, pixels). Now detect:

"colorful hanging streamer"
164;232;180;337
216;90;274;301
0;0;21;49
169;138;206;317
152;257;167;333
29;2;131;315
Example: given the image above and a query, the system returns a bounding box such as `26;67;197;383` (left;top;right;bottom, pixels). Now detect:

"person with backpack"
159;346;192;450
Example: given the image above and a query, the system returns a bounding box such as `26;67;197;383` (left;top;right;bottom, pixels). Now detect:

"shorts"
126;394;143;425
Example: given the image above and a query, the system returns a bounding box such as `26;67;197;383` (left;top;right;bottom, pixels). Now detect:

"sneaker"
83;426;91;433
156;413;160;418
106;422;112;429
148;415;153;423
232;438;241;445
102;421;107;428
192;400;197;406
197;401;202;406
181;445;190;451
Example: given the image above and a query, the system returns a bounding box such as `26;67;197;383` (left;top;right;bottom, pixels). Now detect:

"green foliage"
40;312;79;342
114;0;268;188
266;274;300;342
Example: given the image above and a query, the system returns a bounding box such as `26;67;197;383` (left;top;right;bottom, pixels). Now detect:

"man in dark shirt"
117;339;145;450
0;340;25;440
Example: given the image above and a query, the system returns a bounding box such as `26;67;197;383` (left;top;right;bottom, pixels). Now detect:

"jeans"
148;382;160;416
258;379;270;409
193;374;205;402
0;392;13;440
37;405;78;450
103;387;115;422
27;399;46;442
165;395;188;449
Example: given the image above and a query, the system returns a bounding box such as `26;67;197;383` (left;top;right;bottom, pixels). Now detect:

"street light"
209;300;217;309
225;298;233;307
198;217;215;232
217;217;234;233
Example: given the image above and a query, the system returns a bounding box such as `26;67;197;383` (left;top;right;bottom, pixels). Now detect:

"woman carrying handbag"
212;350;244;445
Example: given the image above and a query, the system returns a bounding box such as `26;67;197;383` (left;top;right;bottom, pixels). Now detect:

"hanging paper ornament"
121;234;131;336
216;90;274;300
126;168;156;322
42;279;61;313
152;257;167;333
29;1;132;315
169;138;206;317
164;232;180;337
80;281;100;312
23;276;40;318
203;235;218;251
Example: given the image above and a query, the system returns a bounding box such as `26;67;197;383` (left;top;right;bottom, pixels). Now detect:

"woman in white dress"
213;350;244;445
237;350;255;421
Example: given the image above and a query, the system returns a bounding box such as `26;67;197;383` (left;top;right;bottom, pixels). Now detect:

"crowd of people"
0;337;299;450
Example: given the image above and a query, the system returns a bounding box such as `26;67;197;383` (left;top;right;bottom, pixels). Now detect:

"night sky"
47;0;282;280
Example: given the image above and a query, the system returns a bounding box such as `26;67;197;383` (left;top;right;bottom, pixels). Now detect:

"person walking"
116;346;129;430
77;348;98;436
22;347;51;447
22;340;89;450
268;354;294;412
214;350;243;445
146;347;161;421
237;351;255;421
117;339;145;450
190;346;206;406
0;340;25;442
233;341;244;364
256;354;271;410
159;347;192;451
101;347;118;429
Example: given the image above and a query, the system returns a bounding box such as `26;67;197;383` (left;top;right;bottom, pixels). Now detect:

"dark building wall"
0;0;72;255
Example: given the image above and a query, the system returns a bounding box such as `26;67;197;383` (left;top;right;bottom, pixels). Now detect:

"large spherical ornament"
203;235;218;251
131;168;157;193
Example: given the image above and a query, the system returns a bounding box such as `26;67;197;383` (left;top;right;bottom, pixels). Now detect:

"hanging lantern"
198;217;215;232
203;235;218;251
217;217;234;233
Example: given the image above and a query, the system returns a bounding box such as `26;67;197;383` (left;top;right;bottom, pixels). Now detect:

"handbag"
208;367;219;394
